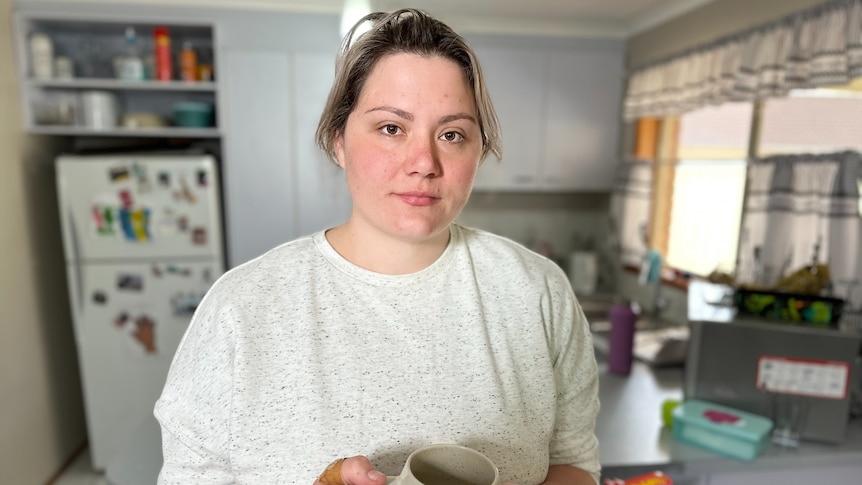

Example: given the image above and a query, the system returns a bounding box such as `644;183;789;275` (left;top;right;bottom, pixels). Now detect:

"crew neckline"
312;224;461;286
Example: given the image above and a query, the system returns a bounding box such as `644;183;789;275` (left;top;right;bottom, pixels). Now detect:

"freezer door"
56;155;224;262
68;259;222;470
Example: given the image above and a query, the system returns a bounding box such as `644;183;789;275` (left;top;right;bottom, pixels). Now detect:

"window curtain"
610;161;653;268
736;151;862;306
624;0;862;120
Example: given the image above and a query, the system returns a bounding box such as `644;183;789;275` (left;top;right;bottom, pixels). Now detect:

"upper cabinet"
13;12;220;138
471;38;624;192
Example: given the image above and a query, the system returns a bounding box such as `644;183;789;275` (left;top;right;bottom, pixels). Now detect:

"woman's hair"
316;8;502;164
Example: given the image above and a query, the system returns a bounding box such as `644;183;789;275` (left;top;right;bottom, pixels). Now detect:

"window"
629;84;862;285
655;103;752;277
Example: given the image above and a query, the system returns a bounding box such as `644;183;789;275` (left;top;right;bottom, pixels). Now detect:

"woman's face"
335;52;483;245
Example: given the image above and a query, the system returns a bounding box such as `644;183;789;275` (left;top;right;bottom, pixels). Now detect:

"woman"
155;9;600;485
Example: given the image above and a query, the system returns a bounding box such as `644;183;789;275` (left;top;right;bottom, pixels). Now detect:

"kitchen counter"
595;356;862;483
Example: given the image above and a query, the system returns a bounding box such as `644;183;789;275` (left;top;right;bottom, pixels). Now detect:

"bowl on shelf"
172;101;214;128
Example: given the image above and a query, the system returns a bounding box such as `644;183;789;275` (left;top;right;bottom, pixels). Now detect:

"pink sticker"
703;409;740;424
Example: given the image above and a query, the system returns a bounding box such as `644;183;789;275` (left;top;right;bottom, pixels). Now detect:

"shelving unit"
14;13;220;138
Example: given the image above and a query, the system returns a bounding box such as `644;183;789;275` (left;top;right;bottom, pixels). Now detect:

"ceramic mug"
386;444;500;485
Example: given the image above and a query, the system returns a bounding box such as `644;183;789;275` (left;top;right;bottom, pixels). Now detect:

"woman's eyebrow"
365;106;413;121
365;106;477;125
439;113;477;124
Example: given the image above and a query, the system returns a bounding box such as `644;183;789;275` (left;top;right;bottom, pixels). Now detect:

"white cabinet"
472;46;546;190
13;12;220;138
221;48;352;267
222;50;297;266
542;50;623;191
471;39;624;192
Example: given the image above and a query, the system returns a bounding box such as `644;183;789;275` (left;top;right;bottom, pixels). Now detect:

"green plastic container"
173;102;214;128
672;399;773;461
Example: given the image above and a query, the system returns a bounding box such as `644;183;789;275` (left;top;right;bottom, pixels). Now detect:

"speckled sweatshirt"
154;224;600;485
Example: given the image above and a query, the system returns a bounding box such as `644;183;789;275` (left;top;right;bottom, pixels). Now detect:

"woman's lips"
395;192;439;206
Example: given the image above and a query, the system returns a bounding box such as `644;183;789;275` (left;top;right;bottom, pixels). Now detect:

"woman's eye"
441;131;463;142
381;124;400;136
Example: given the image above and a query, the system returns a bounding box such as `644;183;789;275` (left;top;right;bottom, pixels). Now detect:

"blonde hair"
316;8;502;164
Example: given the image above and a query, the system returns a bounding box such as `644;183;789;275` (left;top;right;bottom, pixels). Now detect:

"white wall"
0;0;87;482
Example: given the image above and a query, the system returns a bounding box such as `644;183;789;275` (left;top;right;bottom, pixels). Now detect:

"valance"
624;0;862;120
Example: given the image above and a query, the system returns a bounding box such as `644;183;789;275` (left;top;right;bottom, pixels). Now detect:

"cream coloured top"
155;224;600;484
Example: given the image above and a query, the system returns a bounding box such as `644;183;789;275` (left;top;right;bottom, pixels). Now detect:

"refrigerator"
55;153;225;470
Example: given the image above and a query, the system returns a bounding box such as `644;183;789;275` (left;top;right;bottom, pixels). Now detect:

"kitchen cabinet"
471;46;546;190
221;48;351;266
13;12;220;138
471;38;624;192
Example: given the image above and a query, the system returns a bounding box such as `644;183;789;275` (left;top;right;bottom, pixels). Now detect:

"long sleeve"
154;281;237;484
546;275;601;484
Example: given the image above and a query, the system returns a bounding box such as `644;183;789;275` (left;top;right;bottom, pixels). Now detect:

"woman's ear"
334;132;345;168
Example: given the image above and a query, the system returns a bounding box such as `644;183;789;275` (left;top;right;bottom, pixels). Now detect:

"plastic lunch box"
672;399;774;461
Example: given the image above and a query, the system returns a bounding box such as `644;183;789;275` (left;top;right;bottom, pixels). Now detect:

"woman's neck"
325;222;451;275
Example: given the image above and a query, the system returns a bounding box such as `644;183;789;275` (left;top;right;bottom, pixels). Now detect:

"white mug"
386;444;500;485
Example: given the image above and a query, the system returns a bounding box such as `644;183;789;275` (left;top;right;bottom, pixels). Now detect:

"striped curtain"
736;151;862;306
610;161;653;267
624;0;862;120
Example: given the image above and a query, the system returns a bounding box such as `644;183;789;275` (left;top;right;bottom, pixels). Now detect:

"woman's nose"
405;134;442;177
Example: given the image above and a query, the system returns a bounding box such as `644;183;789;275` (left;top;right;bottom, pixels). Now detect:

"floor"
54;448;108;485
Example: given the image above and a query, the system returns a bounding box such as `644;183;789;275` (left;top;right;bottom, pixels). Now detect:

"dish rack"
839;308;862;334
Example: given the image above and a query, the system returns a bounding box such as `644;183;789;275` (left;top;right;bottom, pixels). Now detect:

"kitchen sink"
589;316;689;367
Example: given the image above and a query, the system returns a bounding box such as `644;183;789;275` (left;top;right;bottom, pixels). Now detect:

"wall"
0;0;87;483
619;0;833;322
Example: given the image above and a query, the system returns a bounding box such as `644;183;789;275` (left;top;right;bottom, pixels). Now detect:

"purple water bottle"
609;302;637;376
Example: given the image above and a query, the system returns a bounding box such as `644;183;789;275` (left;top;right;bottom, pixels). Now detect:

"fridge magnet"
192;227;207;245
117;273;143;291
174;176;197;204
132;163;152;193
177;215;189;232
157;171;171;188
119;208;151;242
171;292;203;315
92;291;107;305
151;264;163;277
113;311;130;328
118;189;134;209
92;205;115;235
109;166;130;182
196;169;208;187
166;265;192;277
158;209;178;237
133;315;157;354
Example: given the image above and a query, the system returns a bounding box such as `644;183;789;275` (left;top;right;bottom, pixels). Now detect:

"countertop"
595;355;862;481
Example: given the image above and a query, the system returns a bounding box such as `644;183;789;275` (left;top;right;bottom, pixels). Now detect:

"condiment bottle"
30;32;54;80
153;26;172;81
117;27;144;81
180;41;198;82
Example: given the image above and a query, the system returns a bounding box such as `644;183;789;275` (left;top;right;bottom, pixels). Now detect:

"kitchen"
3;0;862;484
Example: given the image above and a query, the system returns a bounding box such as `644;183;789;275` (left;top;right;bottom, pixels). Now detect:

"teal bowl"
173;102;214;128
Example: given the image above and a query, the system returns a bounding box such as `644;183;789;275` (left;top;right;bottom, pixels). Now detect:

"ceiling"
34;0;715;38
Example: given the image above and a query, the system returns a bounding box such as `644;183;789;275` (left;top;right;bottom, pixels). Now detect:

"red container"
154;26;172;81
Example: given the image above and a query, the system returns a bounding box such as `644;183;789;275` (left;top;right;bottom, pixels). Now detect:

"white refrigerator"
55;153;225;470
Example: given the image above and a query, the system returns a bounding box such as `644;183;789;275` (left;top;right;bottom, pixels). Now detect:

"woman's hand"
314;456;388;485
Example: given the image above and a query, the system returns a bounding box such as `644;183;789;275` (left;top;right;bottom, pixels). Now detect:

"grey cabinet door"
293;51;352;236
472;46;546;191
543;49;623;191
222;49;297;267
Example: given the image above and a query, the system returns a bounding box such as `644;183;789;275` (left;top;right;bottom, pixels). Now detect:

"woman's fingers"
341;456;388;485
315;455;387;485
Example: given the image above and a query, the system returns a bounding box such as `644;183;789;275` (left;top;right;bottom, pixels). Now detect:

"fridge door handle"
67;207;85;310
